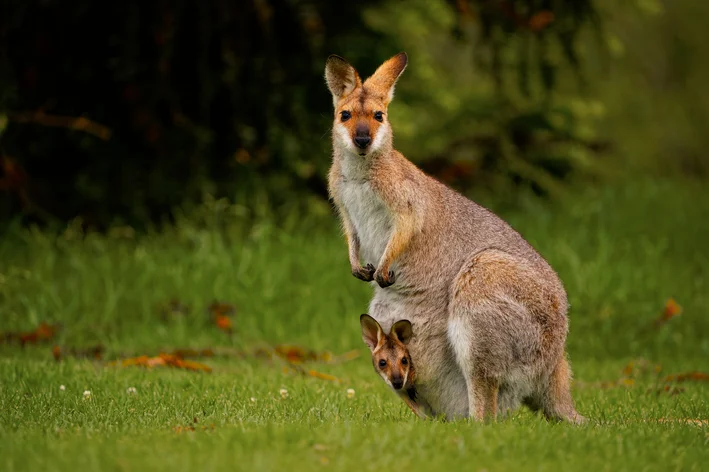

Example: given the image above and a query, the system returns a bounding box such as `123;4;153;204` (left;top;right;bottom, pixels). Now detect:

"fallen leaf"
283;364;341;383
528;11;554;32
173;425;195;433
215;314;232;333
207;300;236;334
110;353;212;373
663;371;709;383
652;298;682;328
649;385;685;396
306;369;339;382
1;322;60;346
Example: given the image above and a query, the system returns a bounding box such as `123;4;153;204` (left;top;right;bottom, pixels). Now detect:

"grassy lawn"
1;178;708;471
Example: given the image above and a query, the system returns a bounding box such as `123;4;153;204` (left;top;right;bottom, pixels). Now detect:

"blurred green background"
1;0;707;229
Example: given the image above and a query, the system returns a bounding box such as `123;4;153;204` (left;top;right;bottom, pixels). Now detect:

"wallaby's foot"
569;411;587;425
375;269;396;288
541;357;587;425
352;263;376;282
470;375;499;423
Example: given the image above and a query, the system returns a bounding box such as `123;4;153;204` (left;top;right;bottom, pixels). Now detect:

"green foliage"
362;0;607;198
1;179;708;470
585;0;709;177
0;0;606;228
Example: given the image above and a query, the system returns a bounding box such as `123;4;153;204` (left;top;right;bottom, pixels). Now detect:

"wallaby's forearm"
374;208;418;287
341;208;376;282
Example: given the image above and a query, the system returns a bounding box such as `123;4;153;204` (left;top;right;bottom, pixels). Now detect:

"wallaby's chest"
339;180;393;266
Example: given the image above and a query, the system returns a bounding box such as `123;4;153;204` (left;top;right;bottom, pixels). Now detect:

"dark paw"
375;269;396;288
352;263;375;282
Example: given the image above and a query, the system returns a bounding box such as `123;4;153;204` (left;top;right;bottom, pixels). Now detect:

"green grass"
1;178;708;471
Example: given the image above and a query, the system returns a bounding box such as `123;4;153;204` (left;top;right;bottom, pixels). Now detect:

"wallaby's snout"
353;122;371;150
391;375;404;390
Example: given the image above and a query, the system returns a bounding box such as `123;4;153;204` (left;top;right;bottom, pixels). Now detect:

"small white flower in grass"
83;390;91;399
250;397;257;403
59;385;66;391
126;387;137;395
347;388;355;399
279;388;288;399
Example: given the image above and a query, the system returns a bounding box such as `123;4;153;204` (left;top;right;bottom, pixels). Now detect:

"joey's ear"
363;52;407;105
391;319;413;345
360;314;384;352
325;55;362;107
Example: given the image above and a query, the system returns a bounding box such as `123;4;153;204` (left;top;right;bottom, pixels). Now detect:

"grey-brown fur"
325;52;585;423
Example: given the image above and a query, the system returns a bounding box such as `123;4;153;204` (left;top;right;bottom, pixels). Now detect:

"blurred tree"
0;0;606;229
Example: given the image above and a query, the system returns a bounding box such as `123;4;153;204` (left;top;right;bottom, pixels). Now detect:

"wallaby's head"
360;314;415;391
325;53;407;158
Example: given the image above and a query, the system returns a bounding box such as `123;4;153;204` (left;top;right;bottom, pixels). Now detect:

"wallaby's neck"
334;143;394;182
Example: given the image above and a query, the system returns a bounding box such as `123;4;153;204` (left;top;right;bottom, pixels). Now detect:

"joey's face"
360;314;415;392
371;339;414;391
333;90;391;157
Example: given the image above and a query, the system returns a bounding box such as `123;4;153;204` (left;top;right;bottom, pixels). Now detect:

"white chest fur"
339;179;393;267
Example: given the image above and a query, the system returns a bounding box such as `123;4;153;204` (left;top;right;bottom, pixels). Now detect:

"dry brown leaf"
529;11;555;32
110;353;212;372
648;385;685;397
2;322;60;346
663;371;709;383
651;298;683;328
215;315;232;334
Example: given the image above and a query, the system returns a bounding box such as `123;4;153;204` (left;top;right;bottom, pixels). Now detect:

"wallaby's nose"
354;136;371;149
391;378;404;390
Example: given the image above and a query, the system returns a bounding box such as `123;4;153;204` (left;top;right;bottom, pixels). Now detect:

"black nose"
392;379;404;390
354;136;371;149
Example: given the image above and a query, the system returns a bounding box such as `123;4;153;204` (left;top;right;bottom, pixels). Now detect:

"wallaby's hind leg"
448;248;581;423
539;357;587;425
471;374;499;422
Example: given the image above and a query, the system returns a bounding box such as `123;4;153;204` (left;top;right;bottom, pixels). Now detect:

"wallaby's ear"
325;55;361;107
360;314;384;352
363;52;408;105
391;319;413;345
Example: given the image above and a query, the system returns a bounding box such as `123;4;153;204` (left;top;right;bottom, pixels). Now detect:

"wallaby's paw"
570;412;588;425
375;269;396;288
352;263;376;282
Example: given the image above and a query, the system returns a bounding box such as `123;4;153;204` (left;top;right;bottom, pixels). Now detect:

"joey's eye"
378;359;387;368
340;111;351;122
401;357;408;365
374;111;384;122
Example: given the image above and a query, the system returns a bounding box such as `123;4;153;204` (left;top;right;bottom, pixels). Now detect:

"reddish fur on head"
325;53;407;157
360;314;415;391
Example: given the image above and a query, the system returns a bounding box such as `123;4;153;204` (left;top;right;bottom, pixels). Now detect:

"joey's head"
325;53;407;158
360;314;415;392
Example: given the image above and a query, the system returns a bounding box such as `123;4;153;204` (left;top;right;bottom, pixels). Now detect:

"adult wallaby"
325;52;585;423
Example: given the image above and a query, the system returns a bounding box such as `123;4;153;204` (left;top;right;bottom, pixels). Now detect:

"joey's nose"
354;136;371;149
392;379;404;390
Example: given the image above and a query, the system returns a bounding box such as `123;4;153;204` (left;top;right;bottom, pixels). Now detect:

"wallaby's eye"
374;111;384;122
340;111;352;122
401;357;408;365
378;359;387;368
